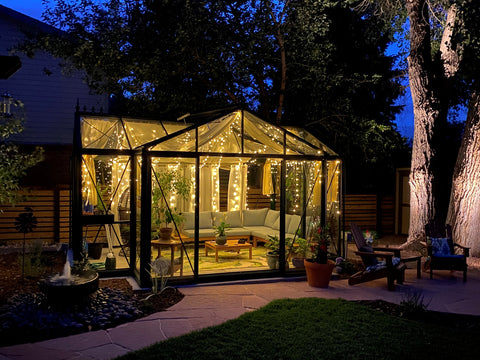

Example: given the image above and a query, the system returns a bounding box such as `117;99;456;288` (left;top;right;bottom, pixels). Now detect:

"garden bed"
0;252;184;346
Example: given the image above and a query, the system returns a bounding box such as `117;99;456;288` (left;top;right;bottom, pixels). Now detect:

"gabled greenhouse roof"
80;110;337;157
81;115;190;150
147;110;338;156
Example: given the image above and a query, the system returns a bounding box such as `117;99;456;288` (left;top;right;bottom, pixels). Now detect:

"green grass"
116;298;480;360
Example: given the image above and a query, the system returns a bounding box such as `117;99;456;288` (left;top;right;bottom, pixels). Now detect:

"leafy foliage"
0;100;44;205
27;0;410;191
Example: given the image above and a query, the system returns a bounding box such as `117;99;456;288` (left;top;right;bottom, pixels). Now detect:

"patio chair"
348;223;407;291
424;220;469;282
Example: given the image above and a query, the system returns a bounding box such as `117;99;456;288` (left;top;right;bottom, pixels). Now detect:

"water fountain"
38;249;99;303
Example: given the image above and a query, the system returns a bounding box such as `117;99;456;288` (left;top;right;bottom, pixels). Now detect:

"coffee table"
205;240;253;262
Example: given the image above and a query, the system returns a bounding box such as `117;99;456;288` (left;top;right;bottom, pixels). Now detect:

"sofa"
180;208;309;246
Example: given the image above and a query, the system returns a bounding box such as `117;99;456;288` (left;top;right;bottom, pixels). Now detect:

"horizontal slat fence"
0;187;70;245
344;194;395;234
246;188;279;210
0;188;396;245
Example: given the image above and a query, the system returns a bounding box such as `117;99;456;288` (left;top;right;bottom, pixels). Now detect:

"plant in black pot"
264;235;290;270
291;237;310;268
214;221;230;245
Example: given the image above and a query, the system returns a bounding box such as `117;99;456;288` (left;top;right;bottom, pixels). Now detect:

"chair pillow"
359;245;378;268
225;211;242;228
430;237;453;257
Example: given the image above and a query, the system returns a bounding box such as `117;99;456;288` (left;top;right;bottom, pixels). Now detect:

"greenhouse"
71;108;343;286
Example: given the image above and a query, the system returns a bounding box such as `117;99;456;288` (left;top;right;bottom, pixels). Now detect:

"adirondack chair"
348;223;407;291
424;220;469;282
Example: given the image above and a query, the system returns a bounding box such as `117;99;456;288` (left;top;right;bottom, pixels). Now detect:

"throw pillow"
430;237;453;257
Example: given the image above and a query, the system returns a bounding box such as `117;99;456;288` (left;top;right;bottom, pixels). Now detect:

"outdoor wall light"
1;93;12;117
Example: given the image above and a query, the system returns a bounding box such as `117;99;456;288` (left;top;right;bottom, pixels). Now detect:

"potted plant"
152;170;191;240
214;221;230;245
264;235;292;270
291;237;309;268
304;222;335;287
265;235;281;269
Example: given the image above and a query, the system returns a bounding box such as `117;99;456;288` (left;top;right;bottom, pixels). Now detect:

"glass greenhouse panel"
197;113;242;153
81;154;132;270
285;160;323;271
150;157;196;279
326;160;341;243
135;155;142;274
285;133;321;156
150;129;197;152
122;118;166;149
284;127;338;156
81;116;131;150
243;114;285;154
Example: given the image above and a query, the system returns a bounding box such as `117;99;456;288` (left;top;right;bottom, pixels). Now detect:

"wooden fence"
0;188;395;245
343;194;395;234
0;187;70;245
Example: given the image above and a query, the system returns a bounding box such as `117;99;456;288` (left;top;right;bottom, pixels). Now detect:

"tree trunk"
404;0;442;246
447;92;480;256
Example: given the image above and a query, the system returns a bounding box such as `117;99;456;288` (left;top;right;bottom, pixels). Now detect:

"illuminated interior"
75;109;342;286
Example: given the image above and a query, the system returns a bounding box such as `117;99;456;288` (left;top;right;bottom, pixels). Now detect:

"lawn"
116;297;480;360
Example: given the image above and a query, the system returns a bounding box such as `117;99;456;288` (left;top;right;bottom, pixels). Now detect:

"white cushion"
182;212;194;230
199;211;213;229
272;217;280;230
226;228;252;236
264;210;280;228
212;212;225;227
285;214;292;231
225;211;242;228
242;208;268;226
182;228;216;238
272;215;293;231
182;211;212;230
288;215;301;235
249;227;279;239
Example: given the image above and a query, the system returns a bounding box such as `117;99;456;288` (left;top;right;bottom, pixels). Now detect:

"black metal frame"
72;107;343;287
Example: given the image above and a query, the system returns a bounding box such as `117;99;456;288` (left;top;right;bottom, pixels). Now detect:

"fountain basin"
38;269;99;303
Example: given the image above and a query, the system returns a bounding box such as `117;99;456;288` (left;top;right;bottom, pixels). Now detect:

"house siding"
0;5;108;145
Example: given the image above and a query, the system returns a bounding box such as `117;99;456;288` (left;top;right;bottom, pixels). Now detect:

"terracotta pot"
159;227;173;240
304;259;335;288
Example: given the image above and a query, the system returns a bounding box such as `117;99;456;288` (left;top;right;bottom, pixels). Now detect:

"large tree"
358;0;480;254
445;2;480;256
